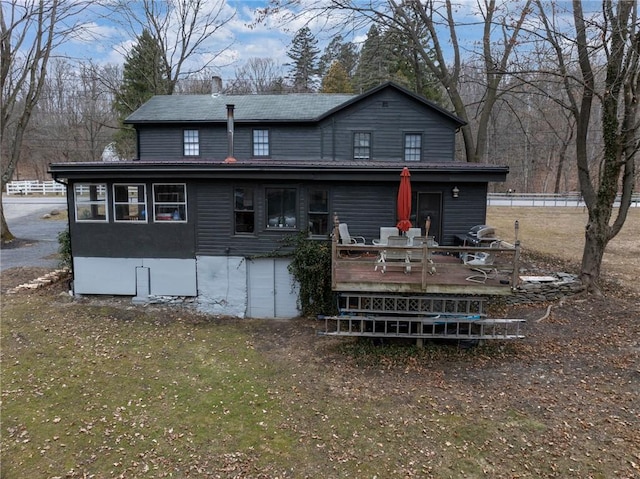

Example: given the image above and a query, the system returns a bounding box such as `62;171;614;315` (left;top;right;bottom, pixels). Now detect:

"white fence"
5;180;66;196
487;192;640;208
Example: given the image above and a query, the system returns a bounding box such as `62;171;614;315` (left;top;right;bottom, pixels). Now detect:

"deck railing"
331;240;521;294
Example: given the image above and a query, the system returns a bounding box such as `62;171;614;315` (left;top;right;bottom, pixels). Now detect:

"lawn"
2;207;639;478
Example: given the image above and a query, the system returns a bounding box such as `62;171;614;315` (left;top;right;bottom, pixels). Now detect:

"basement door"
417;192;443;243
247;258;300;319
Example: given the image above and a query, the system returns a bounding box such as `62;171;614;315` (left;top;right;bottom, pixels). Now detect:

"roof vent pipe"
224;104;236;163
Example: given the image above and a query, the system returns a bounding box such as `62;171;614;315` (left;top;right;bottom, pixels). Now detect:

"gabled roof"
124;82;465;127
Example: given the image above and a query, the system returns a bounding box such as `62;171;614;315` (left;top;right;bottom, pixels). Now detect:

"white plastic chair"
406;228;422;245
372;227;398;246
338;223;366;245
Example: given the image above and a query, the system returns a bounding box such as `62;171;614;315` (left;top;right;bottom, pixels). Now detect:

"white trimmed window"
253;129;269;157
183;130;199;156
153;184;187;222
353;132;371;160
74;183;108;222
404;133;422;161
113;184;147;222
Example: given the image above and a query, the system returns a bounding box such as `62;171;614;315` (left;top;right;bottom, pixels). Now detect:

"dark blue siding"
69;181;197;258
136;90;458;163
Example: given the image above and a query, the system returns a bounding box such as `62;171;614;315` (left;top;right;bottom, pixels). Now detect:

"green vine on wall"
285;232;337;318
57;228;72;270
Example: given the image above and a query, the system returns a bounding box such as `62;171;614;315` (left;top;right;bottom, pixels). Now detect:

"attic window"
253;129;270;157
404;133;422;162
353;132;371;160
382;101;389;107
183;130;199;156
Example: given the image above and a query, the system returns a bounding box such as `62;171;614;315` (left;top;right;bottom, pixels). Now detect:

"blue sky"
59;0;364;83
55;0;583;84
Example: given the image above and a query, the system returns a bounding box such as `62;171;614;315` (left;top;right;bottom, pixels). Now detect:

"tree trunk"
0;199;15;243
580;209;608;296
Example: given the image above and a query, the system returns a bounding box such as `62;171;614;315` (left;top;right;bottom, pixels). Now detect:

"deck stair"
319;293;525;341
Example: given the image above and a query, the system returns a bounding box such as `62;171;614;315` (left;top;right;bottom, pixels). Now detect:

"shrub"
57;228;72;269
286;232;337;318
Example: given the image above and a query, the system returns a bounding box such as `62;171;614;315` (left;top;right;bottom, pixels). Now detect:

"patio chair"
462;240;500;266
411;236;437;274
406;228;422;245
338;223;366;245
372;227;399;246
375;235;410;274
463;240;500;283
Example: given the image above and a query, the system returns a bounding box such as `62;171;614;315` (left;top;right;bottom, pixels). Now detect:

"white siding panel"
274;258;300;318
247;260;275;318
73;257;141;295
143;258;197;296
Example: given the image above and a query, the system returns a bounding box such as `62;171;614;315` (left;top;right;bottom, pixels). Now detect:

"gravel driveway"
1;196;68;271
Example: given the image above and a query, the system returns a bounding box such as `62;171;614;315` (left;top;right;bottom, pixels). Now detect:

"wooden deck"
331;242;520;295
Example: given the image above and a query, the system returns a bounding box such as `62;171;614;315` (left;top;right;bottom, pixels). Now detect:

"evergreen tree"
286;27;320;92
113;29;169;158
352;25;394;93
384;27;442;103
318;35;358;79
321;62;354;93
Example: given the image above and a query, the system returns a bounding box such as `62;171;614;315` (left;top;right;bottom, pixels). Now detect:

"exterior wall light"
452;186;460;198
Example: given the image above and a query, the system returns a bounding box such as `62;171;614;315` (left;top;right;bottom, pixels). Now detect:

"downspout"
224;104;236;163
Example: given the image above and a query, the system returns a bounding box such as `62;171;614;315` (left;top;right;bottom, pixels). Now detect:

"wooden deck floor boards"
332;245;516;295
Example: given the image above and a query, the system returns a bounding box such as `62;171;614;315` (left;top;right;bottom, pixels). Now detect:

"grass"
2;206;639;478
487;206;640;293
2;303;299;477
3;292;637;478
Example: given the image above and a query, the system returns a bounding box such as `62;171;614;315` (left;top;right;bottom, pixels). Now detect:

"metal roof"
125;93;356;123
49;159;508;183
124;82;466;126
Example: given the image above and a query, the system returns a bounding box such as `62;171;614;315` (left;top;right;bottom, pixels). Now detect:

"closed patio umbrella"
396;167;412;233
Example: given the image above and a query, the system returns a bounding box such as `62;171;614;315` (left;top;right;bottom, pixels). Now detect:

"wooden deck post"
512;240;521;289
332;212;339;289
421;244;428;289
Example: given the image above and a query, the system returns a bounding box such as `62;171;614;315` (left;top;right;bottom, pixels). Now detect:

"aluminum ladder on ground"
319;293;525;341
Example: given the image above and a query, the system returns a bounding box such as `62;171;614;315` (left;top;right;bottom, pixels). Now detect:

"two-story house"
49;82;508;318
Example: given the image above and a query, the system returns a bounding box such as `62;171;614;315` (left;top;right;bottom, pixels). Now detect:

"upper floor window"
266;188;297;229
404;133;422;162
308;189;329;236
74;183;108;222
253;129;270;157
153;184;187;222
113;184;147;222
183;130;199;156
353;132;371;160
234;187;255;234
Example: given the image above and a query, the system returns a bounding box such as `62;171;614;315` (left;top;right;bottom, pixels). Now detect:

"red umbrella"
396;167;412;232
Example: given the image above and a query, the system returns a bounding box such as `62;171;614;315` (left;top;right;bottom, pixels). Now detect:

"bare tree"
111;0;236;95
535;0;639;294
228;57;286;94
1;0;92;242
258;0;534;162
